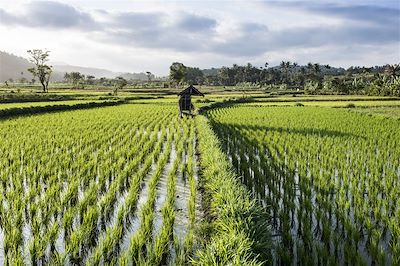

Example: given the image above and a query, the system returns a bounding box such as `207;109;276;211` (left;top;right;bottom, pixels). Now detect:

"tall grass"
193;116;271;265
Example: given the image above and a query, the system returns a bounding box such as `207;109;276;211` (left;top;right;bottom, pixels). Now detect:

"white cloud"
0;0;399;75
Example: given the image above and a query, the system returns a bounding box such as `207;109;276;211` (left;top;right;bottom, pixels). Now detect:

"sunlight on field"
0;100;107;110
352;106;400;119
207;106;400;264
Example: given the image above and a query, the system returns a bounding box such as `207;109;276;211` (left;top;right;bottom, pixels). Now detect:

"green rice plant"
29;237;45;266
151;173;178;264
207;105;399;263
192;116;271;265
105;132;174;264
6;250;25;266
62;207;75;237
194;229;262;266
45;221;60;252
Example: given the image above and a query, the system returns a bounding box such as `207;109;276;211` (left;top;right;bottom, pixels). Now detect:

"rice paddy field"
242;100;400;108
0;92;399;265
0;104;205;265
207;105;400;265
353;106;400;119
0;100;110;110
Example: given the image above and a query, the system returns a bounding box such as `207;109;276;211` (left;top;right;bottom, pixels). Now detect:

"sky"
0;0;399;75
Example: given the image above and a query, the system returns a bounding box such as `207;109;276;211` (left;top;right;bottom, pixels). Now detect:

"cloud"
311;4;400;26
101;11;217;53
209;20;399;58
1;1;398;58
0;1;97;29
111;11;164;29
96;2;398;59
240;22;269;33
206;2;399;57
0;9;18;24
266;1;400;27
175;13;217;32
0;0;398;71
211;22;270;56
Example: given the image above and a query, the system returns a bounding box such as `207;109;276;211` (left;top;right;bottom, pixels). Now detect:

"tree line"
22;49;400;96
169;61;400;96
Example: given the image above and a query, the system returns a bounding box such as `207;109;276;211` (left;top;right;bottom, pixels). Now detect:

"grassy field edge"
193;115;271;265
0;100;126;119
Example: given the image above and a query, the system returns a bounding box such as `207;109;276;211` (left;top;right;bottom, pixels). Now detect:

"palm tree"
299;67;307;87
280;61;291;84
360;66;372;74
313;63;321;75
306;62;315;81
385;64;400;78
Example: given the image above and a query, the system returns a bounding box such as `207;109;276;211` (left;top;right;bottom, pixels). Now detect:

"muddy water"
173;147;191;242
192;138;204;246
55;228;65;254
22;223;33;264
120;161;156;251
153;143;176;238
170;136;202;265
174;173;190;239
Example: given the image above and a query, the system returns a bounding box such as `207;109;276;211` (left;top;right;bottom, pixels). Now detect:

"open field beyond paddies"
352;106;400;119
0;100;110;110
242;100;400;108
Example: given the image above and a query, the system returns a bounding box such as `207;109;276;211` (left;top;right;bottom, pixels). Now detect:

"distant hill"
0;51;35;82
0;51;151;82
52;64;116;79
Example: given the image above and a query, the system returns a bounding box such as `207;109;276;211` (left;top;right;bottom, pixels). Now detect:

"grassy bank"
193;116;271;265
0;100;125;119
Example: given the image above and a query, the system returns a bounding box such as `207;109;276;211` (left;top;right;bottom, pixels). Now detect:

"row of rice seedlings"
58;130;155;253
192;115;271;265
150;122;187;265
98;130;159;225
66;206;99;263
1;182;25;265
207;106;399;264
25;178;65;264
26;111;171;264
6;119;163;264
0;105;178;262
28;221;60;266
219;121;358;264
21;118;145;263
85;129;170;265
118;130;176;265
61;128;165;264
180;120;198;263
